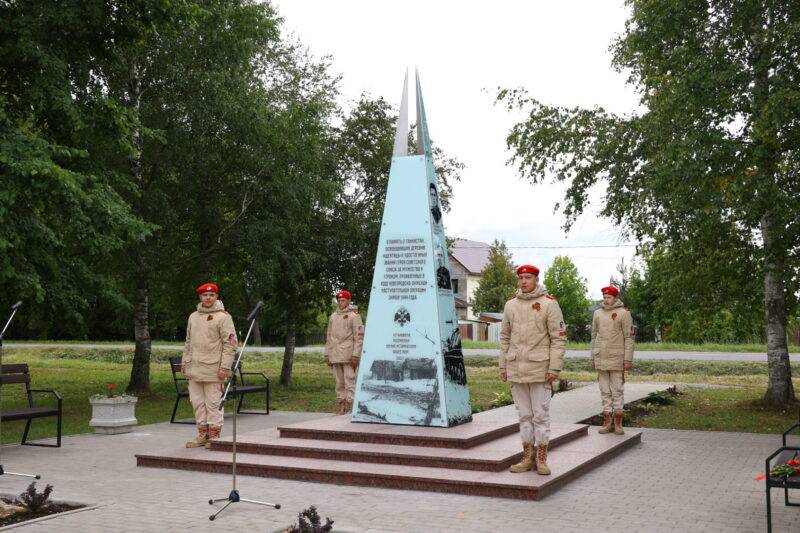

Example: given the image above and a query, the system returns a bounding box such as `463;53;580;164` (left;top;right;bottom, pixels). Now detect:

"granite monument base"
136;405;641;500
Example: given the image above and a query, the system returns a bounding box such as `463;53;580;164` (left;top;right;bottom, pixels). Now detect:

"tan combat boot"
205;425;221;449
536;443;551;475
344;399;353;414
186;424;209;448
509;442;535;473
598;412;613;434
335;399;345;415
614;412;625;435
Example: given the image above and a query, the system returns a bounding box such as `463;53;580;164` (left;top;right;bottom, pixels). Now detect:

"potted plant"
89;384;138;434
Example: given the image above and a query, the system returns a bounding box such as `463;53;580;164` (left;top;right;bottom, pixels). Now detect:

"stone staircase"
136;405;641;500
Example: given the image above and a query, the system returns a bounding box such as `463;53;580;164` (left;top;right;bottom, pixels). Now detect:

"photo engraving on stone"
434;242;451;290
356;356;442;425
442;327;467;386
429;183;442;224
369;358;437;381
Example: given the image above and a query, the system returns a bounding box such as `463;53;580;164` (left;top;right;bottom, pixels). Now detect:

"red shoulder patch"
546;295;556;300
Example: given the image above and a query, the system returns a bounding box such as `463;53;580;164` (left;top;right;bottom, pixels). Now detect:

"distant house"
478;312;504;323
448;239;491;320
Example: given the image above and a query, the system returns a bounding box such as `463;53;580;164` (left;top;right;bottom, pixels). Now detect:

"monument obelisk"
351;70;472;427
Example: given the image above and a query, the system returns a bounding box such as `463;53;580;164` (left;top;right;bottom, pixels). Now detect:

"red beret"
336;290;351;300
601;285;619;297
196;283;219;295
516;264;540;276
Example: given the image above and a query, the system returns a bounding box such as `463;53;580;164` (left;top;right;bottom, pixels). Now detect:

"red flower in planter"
106;384;118;398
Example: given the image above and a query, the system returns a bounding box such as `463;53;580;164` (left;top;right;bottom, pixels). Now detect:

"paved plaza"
0;391;797;532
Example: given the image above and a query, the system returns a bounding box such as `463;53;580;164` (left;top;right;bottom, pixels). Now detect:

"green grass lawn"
462;340;800;352
1;347;798;444
10;339;800;353
9;339;186;346
630;387;800;434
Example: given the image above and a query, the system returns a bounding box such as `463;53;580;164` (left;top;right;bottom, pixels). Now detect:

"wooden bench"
168;356;270;424
765;409;800;532
0;364;62;447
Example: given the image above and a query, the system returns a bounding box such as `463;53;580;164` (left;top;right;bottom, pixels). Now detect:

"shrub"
287;506;333;533
490;390;514;409
17;482;53;513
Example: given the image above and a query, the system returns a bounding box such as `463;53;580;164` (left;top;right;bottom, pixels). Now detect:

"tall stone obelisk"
351;71;472;427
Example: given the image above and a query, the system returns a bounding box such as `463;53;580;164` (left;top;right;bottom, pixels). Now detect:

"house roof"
450;238;491;274
478;312;504;323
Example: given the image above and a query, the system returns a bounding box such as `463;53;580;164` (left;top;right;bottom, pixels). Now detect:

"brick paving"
0;386;796;532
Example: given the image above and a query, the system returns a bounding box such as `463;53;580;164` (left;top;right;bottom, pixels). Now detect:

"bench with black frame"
765;408;800;533
0;364;62;447
168;356;270;424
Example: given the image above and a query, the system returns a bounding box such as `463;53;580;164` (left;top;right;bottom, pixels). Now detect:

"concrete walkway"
7;342;795;362
0;384;796;532
549;382;664;423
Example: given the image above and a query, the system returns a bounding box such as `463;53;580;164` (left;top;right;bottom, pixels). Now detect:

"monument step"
277;405;521;449
210;423;588;472
136;429;641;500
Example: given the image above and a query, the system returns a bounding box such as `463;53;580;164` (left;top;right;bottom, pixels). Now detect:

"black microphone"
247;301;264;321
11;301;22;310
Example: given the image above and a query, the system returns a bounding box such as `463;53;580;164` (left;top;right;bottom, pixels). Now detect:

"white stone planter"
89;396;138;434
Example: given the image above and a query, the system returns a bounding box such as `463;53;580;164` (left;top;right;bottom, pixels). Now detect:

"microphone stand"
0;301;41;480
208;301;279;520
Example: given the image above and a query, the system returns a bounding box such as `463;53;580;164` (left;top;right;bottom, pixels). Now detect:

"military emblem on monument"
394;306;411;326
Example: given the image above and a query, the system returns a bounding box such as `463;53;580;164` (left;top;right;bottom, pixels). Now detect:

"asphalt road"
6;342;796;362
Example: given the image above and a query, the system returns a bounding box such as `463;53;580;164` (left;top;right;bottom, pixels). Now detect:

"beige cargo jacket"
181;300;237;382
591;299;635;371
325;307;364;364
499;286;567;383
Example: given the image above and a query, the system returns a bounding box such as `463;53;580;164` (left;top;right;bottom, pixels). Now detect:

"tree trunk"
129;273;152;391
747;12;793;405
279;310;297;386
761;213;794;405
252;316;262;347
241;285;261;346
126;60;152;392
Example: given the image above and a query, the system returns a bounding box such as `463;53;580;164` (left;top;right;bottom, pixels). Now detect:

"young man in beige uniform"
181;283;238;448
325;290;364;415
500;265;567;475
591;285;635;434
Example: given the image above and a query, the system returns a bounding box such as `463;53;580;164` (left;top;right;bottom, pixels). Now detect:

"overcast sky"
274;1;641;298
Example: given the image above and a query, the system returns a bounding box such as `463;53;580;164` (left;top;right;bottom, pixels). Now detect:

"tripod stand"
208;301;279;520
0;301;40;480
